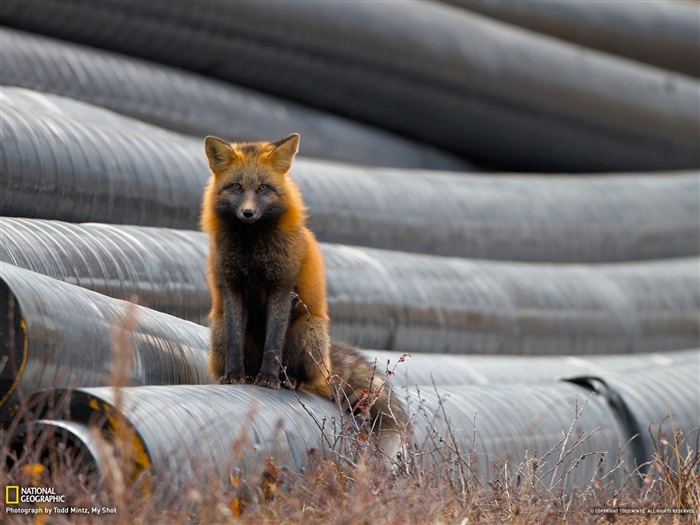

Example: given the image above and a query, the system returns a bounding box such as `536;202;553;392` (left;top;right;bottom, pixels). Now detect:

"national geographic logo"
4;485;117;516
4;485;65;504
5;486;19;505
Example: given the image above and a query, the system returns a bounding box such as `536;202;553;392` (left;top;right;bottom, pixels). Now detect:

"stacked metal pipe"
2;89;698;261
0;263;210;422
0;27;469;171
1;0;698;497
2;219;698;355
2;1;698;171
443;0;700;78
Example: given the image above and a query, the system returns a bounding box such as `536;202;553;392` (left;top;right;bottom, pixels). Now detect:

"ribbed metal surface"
1;87;208;229
298;163;700;262
0;264;210;422
16;368;696;493
1;1;697;172
407;382;630;490
325;246;700;355
0;218;210;324
24;381;631;492
370;349;699;388
3;88;698;261
604;365;700;449
445;0;700;78
0;27;469;171
2;219;698;355
40;385;346;492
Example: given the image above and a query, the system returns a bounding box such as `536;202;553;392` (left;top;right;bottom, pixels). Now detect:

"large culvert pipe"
301;166;699;263
325;248;699;355
22;381;630;495
1;1;698;172
2;91;698;261
2;220;698;355
0;27;469;171
7;419;105;484
569;364;700;457
0;218;211;325
0;263;210;422
1;88;207;229
443;0;700;78
369;349;699;388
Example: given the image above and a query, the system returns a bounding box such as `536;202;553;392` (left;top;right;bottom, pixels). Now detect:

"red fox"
201;133;406;467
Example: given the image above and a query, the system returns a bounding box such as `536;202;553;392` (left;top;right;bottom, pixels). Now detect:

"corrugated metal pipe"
1;1;698;171
442;0;700;78
2;88;697;261
14;363;697;498
0;27;470;171
2;219;698;356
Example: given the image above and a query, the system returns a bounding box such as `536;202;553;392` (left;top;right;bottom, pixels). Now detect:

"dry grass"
2;421;698;524
2;385;698;524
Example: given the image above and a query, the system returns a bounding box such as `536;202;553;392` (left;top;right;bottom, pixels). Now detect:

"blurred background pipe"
442;0;700;78
1;1;697;172
369;349;700;388
0;27;470;171
2;90;698;261
0;263;210;422
325;247;699;355
0;87;208;229
2;219;698;355
299;164;699;263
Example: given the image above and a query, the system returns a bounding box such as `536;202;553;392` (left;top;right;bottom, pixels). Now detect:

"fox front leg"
222;288;247;384
254;288;292;389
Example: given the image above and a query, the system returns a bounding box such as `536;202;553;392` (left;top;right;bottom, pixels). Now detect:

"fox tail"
328;340;408;472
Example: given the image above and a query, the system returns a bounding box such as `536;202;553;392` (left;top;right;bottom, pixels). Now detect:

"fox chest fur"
213;225;304;318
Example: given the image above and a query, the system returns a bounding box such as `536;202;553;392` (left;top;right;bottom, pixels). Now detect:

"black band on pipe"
565;376;650;480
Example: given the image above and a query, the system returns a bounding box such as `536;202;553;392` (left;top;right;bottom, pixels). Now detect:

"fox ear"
205;136;236;173
267;133;300;174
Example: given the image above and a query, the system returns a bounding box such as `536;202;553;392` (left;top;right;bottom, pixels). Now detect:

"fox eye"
257;184;269;193
225;182;242;193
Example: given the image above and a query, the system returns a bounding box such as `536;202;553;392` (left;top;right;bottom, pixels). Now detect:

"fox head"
203;134;305;231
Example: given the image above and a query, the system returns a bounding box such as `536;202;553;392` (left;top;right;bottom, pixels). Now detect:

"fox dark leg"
208;314;226;378
222;288;247;384
254;288;292;389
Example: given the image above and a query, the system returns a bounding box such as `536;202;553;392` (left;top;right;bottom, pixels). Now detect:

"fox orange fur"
201;134;406;466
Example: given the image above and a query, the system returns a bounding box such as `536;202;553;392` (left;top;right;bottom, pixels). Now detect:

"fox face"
204;134;302;228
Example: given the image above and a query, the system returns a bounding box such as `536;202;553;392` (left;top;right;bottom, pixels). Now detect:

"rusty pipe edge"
0;263;211;423
26;385;347;497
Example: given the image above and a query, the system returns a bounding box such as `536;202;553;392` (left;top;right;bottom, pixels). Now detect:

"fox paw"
220;372;246;385
282;376;297;390
254;372;281;390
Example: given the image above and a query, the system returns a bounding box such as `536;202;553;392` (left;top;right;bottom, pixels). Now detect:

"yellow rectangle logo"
5;485;19;504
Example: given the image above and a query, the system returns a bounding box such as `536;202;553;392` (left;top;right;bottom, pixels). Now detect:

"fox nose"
242;208;255;219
